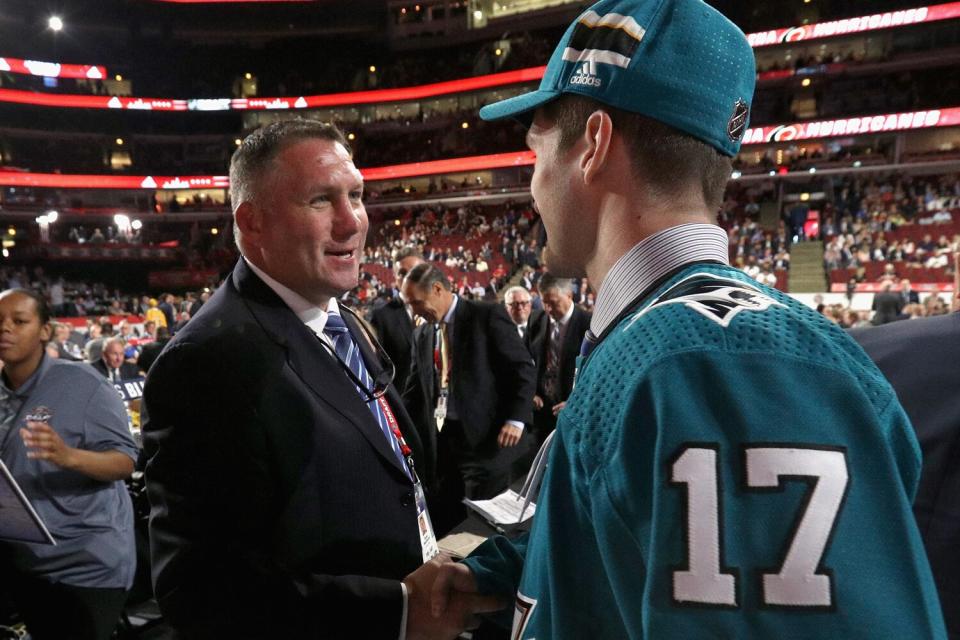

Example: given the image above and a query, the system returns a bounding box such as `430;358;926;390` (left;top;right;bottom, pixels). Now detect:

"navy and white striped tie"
323;313;410;479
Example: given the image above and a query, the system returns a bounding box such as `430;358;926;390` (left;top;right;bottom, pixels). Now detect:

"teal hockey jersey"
464;264;946;639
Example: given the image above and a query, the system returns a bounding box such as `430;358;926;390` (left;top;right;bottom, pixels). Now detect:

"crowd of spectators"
820;173;960;281
718;180;792;289
346;201;538;310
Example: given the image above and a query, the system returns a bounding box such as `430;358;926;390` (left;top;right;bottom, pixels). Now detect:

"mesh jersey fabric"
464;263;946;639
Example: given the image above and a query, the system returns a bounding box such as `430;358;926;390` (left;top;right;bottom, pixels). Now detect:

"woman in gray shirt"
0;289;137;640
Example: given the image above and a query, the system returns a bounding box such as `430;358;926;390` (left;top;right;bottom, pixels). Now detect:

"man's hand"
551;401;567;417
21;421;74;468
532;395;544;410
498;423;522;448
404;556;505;640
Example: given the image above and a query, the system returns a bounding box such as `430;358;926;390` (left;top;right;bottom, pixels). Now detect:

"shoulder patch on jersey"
625;273;786;329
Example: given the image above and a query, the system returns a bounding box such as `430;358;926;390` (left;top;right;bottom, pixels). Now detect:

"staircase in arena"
788;240;827;293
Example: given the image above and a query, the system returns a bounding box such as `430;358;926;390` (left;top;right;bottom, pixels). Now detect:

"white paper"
464;489;536;525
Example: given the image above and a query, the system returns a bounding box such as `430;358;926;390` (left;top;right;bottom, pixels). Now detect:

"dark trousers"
430;418;514;537
8;570;127;640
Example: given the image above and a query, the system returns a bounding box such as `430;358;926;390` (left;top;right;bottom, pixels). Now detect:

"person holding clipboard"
0;289;138;640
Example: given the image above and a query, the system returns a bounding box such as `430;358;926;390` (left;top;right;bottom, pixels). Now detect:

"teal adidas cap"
479;0;756;157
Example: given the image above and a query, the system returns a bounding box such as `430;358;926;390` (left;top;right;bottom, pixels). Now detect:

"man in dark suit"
401;263;536;536
143;120;488;639
900;278;921;306
503;285;545;354
91;337;142;382
527;273;590;450
872;281;904;325
369;248;423;393
851;312;960;639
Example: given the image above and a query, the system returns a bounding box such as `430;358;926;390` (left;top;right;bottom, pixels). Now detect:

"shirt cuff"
398;581;408;640
507;420;524;431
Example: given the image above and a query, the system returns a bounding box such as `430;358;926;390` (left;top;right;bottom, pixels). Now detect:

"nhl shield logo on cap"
728;98;750;142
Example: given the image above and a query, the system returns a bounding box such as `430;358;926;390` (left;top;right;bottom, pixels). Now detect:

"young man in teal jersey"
428;0;949;638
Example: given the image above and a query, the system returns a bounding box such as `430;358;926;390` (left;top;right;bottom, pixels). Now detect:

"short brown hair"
543;95;731;212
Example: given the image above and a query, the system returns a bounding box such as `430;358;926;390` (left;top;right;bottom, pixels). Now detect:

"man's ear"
580;110;614;185
234;201;262;246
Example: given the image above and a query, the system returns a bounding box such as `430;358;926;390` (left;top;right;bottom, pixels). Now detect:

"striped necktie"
323;313;410;479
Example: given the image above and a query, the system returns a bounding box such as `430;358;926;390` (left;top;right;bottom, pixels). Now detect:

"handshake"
403;554;509;640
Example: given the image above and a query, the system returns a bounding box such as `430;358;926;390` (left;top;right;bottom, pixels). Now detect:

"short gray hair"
405;262;451;292
504;286;531;303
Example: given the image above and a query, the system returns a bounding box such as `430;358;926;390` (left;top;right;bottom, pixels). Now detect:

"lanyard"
376;395;419;484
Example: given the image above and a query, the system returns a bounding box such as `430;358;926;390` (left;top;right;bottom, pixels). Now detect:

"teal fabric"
465;264;946;639
479;0;756;157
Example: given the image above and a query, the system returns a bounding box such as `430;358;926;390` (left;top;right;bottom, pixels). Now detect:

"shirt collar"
553;300;575;327
591;223;729;336
442;294;459;325
244;257;339;337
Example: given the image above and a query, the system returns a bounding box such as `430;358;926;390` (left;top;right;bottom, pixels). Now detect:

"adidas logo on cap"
569;60;602;87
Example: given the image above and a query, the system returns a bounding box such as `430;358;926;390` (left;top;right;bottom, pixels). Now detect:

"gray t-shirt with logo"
0;355;137;589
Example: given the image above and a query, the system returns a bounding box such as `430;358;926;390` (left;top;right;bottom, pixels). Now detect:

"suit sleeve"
144;342;405;639
489;306;537;424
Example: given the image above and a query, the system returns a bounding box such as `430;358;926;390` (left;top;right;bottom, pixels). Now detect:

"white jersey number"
670;445;848;608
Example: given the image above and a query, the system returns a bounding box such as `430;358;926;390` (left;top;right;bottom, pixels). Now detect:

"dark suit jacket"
402;297;536;486
90;359;141;380
851;313;960;639
528;305;591;403
369;298;416;394
872;291;904;325
143;259;426;639
521;308;548;362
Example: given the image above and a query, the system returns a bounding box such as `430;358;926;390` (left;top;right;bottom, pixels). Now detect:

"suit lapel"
233;261;409;479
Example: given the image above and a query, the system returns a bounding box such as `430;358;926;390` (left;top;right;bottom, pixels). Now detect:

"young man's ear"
40;322;53;343
580;110;614;185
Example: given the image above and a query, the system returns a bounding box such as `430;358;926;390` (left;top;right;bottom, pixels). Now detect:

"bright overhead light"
131;220;143;231
369;65;376;73
347;133;356;141
730;170;742;180
801;78;811;87
461;122;470;129
244;72;252;80
234;138;242;146
211;228;219;235
48;16;63;32
809;167;817;173
115;74;123;82
115;138;124;146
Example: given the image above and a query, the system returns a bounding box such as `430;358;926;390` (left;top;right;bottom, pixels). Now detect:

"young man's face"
526;107;593;278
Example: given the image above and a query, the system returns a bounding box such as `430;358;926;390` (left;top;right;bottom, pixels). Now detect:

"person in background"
0;289;137;640
92;337;141;382
369;247;424;394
